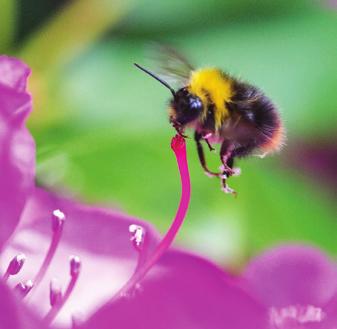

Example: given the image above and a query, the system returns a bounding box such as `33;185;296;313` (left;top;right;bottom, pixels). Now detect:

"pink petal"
243;245;337;308
3;188;160;327
0;56;35;250
319;292;337;328
0;56;30;92
81;251;268;329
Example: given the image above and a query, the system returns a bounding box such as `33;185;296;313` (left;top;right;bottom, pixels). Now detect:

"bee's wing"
148;44;194;89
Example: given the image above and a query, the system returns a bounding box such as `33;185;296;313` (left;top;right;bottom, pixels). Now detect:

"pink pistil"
44;256;81;325
28;209;65;295
3;253;26;281
117;134;191;297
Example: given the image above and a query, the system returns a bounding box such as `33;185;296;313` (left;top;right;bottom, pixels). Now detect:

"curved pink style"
116;134;191;297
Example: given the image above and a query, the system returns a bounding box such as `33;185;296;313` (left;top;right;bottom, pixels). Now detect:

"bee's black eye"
189;97;203;111
170;89;203;125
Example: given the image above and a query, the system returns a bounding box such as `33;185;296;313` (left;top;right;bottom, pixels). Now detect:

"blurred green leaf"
116;0;315;35
0;0;16;51
16;0;68;42
241;160;337;256
20;0;131;73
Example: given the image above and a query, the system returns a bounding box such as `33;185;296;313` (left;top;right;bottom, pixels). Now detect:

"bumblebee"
134;46;284;195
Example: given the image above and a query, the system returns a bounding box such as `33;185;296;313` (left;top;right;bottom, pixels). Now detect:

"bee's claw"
171;120;188;138
180;132;189;139
221;184;237;197
176;130;188;139
220;172;237;196
219;165;241;177
205;139;215;152
231;167;241;177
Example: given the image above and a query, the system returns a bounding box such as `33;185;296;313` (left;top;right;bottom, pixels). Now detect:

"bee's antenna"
134;63;176;97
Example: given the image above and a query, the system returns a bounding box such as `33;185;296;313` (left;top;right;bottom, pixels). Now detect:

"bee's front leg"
204;138;215;151
201;133;215;151
194;131;220;178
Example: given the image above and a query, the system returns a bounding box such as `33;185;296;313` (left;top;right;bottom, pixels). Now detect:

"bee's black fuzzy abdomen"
228;80;281;149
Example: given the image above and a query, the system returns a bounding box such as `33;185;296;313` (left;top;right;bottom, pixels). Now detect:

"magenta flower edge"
0;55;35;251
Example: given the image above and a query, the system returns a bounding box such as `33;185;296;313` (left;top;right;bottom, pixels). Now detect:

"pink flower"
1;55;336;329
0;56;265;328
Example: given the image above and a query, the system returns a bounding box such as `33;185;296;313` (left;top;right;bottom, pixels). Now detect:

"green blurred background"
2;0;336;270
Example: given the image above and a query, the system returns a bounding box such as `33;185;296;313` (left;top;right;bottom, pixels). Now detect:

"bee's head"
169;88;203;127
134;63;203;135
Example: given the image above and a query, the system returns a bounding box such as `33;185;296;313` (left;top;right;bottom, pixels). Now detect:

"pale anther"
70;256;81;277
129;224;145;250
52;209;66;232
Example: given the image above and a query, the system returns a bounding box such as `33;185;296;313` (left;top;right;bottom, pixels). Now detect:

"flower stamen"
49;278;62;307
44;256;81;325
129;224;148;270
270;305;325;327
14;279;34;297
129;224;145;251
28;209;65;295
3;253;26;281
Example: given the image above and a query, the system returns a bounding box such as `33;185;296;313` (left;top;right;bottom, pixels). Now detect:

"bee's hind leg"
219;141;238;195
194;132;220;178
220;142;257;195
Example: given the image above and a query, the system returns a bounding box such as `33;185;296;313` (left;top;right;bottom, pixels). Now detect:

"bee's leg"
219;141;237;195
220;143;256;194
194;131;220;177
201;132;215;151
220;141;236;176
205;138;215;151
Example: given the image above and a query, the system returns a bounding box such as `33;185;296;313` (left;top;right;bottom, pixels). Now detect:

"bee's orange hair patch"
260;123;285;153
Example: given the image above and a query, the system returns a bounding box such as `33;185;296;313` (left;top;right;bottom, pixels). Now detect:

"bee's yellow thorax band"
188;68;232;128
